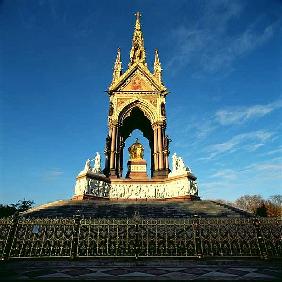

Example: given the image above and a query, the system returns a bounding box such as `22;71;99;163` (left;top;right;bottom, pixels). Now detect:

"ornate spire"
154;49;162;82
129;12;146;67
112;48;122;84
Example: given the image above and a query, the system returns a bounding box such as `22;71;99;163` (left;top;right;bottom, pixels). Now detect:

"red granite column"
163;128;169;172
110;124;117;171
153;124;158;171
118;136;124;177
158;125;164;170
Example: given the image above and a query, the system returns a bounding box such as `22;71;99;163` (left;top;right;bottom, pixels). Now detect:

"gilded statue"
128;138;144;160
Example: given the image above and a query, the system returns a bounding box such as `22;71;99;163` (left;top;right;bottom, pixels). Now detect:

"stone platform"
74;171;199;201
22;199;252;218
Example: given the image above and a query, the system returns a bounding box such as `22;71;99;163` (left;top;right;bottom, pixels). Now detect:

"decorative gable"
120;71;156;91
109;64;166;93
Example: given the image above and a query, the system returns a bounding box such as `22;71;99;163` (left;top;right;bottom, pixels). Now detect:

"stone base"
72;194;109;201
72;194;200;202
126;159;148;179
109;169;118;179
152;169;169;179
108;195;200;202
73;170;199;201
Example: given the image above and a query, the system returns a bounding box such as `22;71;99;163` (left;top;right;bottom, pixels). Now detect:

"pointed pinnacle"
112;47;122;84
115;47;121;63
135;12;141;30
154;49;160;64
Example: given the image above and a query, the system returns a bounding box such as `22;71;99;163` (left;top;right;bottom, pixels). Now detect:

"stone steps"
21;199;252;218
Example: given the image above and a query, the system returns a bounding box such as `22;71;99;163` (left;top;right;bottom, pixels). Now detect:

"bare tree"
269;195;282;206
234;195;264;213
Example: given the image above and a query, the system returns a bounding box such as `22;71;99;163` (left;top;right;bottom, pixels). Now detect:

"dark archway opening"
119;108;154;177
123;130;151;177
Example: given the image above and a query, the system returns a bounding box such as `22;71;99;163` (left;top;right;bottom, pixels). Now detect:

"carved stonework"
74;172;198;199
148;98;157;107
161;102;166;116
108;102;114;116
116;98;128;108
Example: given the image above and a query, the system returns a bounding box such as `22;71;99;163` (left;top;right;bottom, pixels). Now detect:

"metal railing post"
253;218;268;259
2;212;19;261
133;211;140;259
194;215;203;258
71;213;81;260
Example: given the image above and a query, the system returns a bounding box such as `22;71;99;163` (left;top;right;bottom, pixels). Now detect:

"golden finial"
135;11;141;20
135;12;141;29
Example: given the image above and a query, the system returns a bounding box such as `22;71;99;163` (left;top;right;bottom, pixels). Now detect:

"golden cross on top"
135;11;141;20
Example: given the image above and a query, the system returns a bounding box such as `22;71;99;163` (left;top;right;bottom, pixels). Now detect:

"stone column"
110;124;117;170
104;134;111;175
163;129;169;172
153;124;158;171
149;140;154;177
165;153;169;171
158;125;164;170
118;137;124;177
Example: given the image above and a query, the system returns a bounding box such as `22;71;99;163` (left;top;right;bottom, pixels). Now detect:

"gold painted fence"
0;216;281;260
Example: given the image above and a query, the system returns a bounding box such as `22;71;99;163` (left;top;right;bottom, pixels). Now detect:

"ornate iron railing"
0;215;281;260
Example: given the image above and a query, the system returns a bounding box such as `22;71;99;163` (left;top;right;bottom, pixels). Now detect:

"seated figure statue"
128;138;144;160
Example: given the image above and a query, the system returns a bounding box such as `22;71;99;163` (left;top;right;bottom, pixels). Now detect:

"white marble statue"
190;180;198;195
177;157;186;171
84;159;91;172
172;153;178;172
74;178;88;195
170;153;191;176
93;152;101;173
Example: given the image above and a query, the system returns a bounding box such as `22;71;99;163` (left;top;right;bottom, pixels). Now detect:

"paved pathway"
1;259;281;280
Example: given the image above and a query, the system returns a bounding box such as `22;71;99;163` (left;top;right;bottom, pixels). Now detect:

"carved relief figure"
108;102;114;116
161;102;166;116
163;135;171;151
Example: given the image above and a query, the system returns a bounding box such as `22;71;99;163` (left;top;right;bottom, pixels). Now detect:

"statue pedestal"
126;159;148;179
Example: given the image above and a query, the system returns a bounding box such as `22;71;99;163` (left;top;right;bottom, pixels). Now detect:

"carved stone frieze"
74;173;198;199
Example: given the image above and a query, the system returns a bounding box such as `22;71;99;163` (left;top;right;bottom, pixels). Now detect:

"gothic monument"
73;12;199;201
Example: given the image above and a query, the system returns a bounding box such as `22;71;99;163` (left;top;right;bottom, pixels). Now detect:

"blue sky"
1;0;281;205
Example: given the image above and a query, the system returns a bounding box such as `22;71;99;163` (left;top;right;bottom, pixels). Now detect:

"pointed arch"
118;99;157;125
